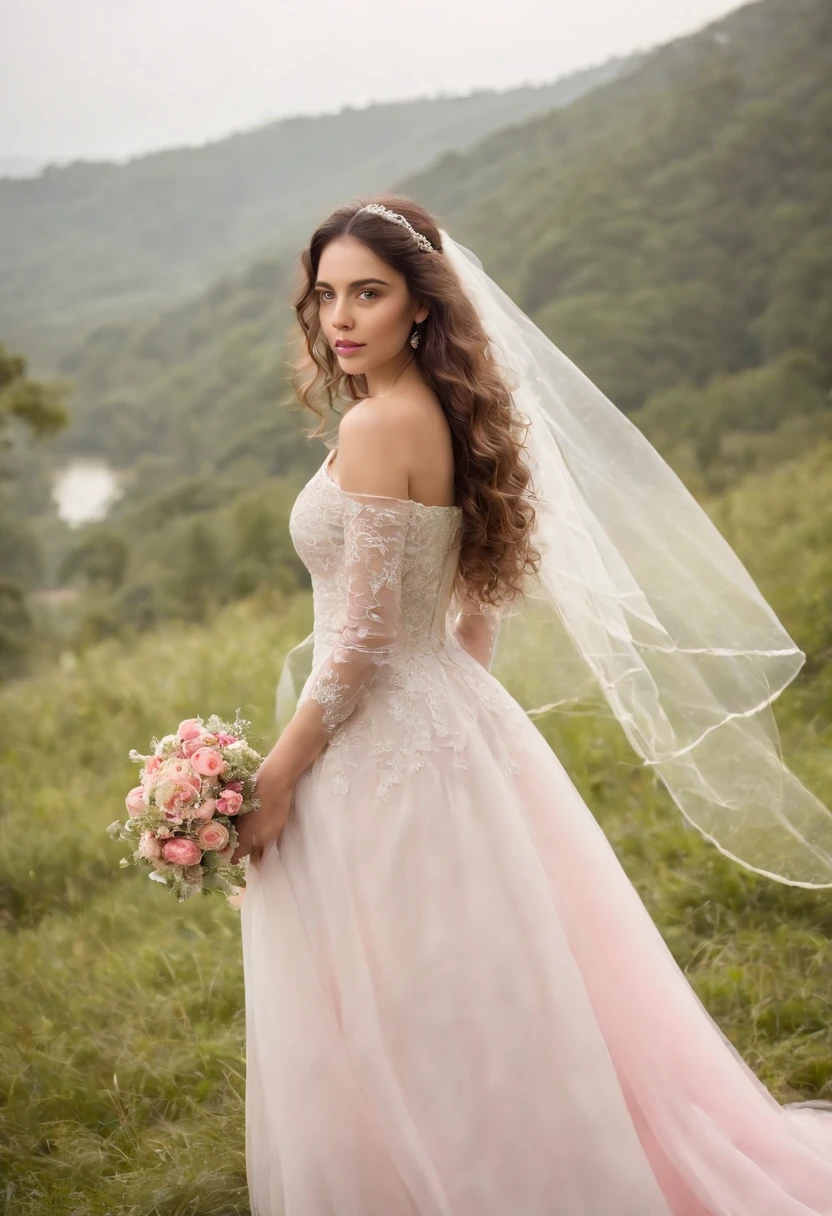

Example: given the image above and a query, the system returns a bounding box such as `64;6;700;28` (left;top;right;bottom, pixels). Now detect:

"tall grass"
1;568;830;1212
0;591;310;1214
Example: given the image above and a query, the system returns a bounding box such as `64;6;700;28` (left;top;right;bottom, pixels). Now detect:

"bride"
232;195;832;1214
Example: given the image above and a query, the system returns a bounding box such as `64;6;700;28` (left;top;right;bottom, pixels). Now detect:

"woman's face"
314;235;428;376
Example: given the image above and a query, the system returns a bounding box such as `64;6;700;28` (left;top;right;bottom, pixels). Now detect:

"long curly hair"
285;193;541;611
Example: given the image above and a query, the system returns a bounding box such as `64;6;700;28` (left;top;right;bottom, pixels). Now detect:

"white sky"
1;0;749;163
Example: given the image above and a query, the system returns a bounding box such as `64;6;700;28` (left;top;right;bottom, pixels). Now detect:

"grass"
0;590;310;1215
1;576;831;1212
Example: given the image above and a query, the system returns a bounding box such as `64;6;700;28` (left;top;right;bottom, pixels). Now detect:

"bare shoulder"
337;390;454;505
335;398;411;499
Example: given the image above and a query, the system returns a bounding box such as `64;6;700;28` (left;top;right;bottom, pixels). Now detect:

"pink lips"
335;341;364;355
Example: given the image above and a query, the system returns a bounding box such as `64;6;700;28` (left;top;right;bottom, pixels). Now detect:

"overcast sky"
2;0;749;164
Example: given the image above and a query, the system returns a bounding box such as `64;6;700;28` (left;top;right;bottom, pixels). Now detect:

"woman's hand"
230;759;295;865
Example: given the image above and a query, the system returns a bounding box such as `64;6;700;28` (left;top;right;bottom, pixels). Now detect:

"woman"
233;196;832;1214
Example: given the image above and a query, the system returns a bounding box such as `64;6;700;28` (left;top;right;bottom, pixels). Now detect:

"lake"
52;459;123;526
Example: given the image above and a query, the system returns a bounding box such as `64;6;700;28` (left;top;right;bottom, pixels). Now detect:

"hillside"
403;0;831;432
59;0;832;463
0;57;635;364
6;0;831;674
2;444;832;1210
390;0;832;496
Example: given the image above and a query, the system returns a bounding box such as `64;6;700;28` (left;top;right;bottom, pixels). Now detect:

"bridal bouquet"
107;710;263;903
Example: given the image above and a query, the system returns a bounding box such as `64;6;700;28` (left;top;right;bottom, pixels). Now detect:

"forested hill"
58;0;832;489
401;0;831;468
0;56;635;364
5;0;831;676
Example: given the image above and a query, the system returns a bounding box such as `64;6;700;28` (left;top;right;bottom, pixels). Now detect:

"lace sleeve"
453;590;505;671
310;492;413;733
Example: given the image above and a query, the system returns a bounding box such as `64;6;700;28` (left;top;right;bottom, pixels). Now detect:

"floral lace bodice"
290;451;465;679
286;451;526;798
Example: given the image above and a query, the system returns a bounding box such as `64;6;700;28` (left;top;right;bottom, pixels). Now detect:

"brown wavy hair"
285;193;541;611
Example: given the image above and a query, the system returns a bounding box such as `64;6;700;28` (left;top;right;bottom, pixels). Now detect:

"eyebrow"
314;278;391;289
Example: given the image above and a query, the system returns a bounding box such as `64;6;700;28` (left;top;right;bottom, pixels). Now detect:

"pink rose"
163;758;198;785
190;747;226;778
196;821;230;851
216;790;243;816
192;797;217;821
178;719;204;742
138;831;164;862
225;780;244;792
145;755;162;776
181;737;204;759
161;837;202;866
217;732;238;746
157;781;195;816
175;778;200;800
125;786;147;816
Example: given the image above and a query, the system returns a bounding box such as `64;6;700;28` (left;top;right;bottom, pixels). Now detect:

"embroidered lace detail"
310;493;414;732
288;456;531;795
314;644;531;800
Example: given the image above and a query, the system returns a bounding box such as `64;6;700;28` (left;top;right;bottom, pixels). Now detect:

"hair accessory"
356;203;437;253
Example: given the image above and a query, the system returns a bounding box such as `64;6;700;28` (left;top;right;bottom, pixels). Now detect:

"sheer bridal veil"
278;226;832;890
440;230;832;890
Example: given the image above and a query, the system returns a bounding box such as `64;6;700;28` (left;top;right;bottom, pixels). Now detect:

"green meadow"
2;0;831;1207
2;449;832;1213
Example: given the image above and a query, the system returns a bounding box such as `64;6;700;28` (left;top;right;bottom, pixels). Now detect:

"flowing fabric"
437;231;832;890
241;451;832;1215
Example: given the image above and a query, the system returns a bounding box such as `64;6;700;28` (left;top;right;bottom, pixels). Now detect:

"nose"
330;296;354;331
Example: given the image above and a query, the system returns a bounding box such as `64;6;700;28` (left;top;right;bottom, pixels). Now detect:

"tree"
0;344;70;680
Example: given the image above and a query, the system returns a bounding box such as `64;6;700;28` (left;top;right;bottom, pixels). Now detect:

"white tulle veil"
439;229;832;889
276;224;832;889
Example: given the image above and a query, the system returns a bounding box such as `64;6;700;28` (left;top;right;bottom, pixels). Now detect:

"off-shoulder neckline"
322;448;462;514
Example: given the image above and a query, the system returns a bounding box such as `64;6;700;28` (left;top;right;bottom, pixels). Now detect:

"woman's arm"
453;591;504;671
233;410;412;858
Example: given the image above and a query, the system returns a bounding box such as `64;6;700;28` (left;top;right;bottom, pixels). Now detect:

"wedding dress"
240;445;832;1216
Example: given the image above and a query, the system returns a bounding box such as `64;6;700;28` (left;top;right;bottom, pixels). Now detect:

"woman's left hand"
230;761;295;865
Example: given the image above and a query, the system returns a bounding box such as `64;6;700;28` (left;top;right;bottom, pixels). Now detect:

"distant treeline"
3;0;830;680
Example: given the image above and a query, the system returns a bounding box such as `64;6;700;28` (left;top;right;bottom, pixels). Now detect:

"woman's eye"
318;289;377;301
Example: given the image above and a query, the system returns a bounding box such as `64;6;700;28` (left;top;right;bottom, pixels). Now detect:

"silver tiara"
355;203;438;253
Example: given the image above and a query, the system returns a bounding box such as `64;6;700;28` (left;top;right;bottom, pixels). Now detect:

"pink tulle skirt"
241;651;832;1215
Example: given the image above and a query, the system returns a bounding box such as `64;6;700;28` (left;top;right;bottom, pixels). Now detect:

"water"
52;459;123;526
